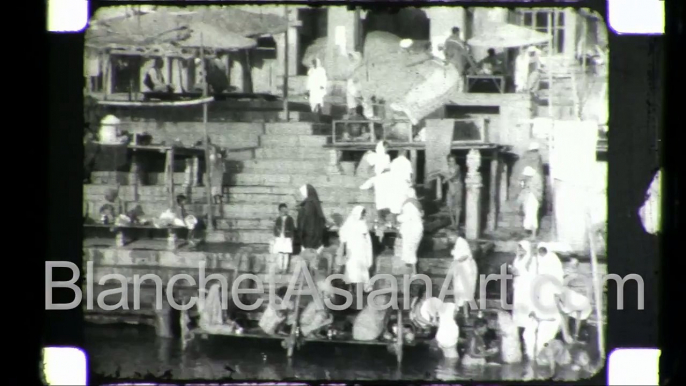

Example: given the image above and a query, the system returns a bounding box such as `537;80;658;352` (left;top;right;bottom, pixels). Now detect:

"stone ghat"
83;244;607;325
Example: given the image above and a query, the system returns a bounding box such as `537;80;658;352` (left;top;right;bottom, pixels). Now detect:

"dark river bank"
85;324;599;382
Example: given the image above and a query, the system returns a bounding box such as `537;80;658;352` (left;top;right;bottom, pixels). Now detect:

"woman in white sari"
451;232;478;320
307;58;328;114
397;188;424;275
522;243;565;362
338;206;374;293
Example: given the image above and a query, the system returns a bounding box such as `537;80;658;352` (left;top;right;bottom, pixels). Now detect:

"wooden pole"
587;212;606;361
200;35;215;230
547;12;554;119
282;6;290;121
166;148;175;209
547;12;557;240
286;273;304;357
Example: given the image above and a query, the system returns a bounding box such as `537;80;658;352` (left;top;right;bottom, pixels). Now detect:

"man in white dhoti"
518;166;543;238
522;243;564;365
307;58;328;114
450;232;478;320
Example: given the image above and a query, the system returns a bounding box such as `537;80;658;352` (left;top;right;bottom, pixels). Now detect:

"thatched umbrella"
86;10;257;52
174;22;256;51
182;7;290;37
85;10;190;50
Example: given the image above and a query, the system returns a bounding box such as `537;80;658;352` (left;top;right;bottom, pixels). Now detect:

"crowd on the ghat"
183;135;595;378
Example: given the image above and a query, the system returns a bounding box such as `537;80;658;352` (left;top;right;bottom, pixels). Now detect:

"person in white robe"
372;140;391;176
397;188;424;275
510;240;534;331
522;243;565;363
338;206;374;293
514;48;530;93
307;58;328;114
518;166;543;238
209;144;226;204
360;141;394;228
435;302;459;359
389;149;413;226
450;233;478;320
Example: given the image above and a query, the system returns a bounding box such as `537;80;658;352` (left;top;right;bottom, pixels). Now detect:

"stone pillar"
563;9;578;59
287;8;299;77
410;149;418;184
426;7;467;60
326;6;360;80
470;8;510;60
104;55;113;95
274;33;286;95
167;229;177;251
499;154;509;206
327;149;342;175
465;149;483;240
155;298;173;338
115;231;125;248
487;150;499;232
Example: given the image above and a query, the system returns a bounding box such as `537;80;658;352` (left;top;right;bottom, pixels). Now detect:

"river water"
85;324;599;382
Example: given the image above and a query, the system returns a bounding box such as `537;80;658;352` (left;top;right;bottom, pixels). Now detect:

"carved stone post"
487;150;500;232
465;149;483;240
167;229;177;251
327;149;342;175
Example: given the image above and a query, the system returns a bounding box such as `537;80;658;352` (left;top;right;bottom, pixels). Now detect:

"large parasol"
352;31;437;104
467;24;552;48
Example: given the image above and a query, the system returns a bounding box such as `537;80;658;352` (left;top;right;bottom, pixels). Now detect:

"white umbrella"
467;24;552;48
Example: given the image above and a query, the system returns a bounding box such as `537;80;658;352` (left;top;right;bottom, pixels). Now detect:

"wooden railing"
332;119;414;145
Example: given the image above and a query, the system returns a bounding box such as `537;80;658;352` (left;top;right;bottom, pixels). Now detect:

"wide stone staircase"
213;120;376;245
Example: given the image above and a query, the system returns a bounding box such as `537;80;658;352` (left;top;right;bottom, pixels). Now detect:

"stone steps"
219;202;376;221
264;122;332;136
226;189;373;205
230;173;366;189
226;159;330;174
254;147;330;160
260;134;331;148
